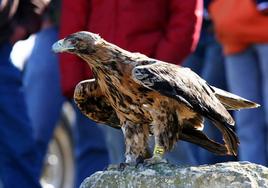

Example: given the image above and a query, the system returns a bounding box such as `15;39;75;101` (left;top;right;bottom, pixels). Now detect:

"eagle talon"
107;156;145;170
143;156;168;167
106;163;130;171
134;156;146;168
118;162;129;171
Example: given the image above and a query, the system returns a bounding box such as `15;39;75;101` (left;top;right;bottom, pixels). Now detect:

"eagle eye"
69;39;78;45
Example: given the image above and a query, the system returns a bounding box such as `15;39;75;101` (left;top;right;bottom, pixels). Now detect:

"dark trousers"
0;43;41;188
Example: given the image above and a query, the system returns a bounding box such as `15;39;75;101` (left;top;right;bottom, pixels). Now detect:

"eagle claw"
106;157;145;171
143;156;168;167
106;162;134;171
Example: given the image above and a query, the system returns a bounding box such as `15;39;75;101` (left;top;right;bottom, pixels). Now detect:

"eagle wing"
74;79;120;129
132;61;234;126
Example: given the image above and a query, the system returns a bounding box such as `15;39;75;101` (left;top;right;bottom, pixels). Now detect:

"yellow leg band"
153;145;164;156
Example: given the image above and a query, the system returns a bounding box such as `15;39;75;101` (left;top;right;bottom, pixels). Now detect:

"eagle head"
52;31;125;69
52;31;101;55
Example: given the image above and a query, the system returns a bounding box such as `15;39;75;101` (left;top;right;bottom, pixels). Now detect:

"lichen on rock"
80;161;268;188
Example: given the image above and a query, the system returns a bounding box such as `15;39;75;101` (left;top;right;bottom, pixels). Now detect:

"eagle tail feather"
180;128;228;155
212;120;239;156
212;86;260;110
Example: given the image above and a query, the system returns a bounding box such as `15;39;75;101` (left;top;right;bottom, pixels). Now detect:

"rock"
80;161;268;188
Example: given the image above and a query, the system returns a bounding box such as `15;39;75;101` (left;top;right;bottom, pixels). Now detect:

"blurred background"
1;0;268;187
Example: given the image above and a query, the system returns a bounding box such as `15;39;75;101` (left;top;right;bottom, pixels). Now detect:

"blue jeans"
23;27;109;187
24;28;65;171
72;105;109;186
0;43;41;188
101;126;125;164
225;44;268;166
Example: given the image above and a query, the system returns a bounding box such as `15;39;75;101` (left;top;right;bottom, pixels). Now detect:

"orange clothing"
209;0;268;55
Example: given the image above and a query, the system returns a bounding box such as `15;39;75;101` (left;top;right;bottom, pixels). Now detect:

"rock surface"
80;161;268;188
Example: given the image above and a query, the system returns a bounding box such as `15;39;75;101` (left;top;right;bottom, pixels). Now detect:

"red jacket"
59;0;203;98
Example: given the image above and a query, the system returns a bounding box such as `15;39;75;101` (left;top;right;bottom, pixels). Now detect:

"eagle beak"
52;39;75;53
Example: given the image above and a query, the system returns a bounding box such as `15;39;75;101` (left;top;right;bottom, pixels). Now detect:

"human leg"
225;47;267;165
101;126;125;164
23;27;65;175
0;43;41;188
255;44;268;165
72;103;109;187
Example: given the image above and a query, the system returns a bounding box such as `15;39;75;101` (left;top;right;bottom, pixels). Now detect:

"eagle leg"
144;110;179;165
144;131;170;165
122;121;149;165
143;145;168;166
143;128;170;165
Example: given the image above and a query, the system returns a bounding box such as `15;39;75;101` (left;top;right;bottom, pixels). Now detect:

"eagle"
52;31;259;165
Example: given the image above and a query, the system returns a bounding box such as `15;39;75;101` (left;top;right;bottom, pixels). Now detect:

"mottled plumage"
53;31;260;165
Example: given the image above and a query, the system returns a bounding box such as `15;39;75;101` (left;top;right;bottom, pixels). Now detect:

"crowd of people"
1;0;268;187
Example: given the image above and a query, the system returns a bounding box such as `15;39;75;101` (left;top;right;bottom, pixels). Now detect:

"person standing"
23;0;109;186
208;0;268;166
0;0;47;187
